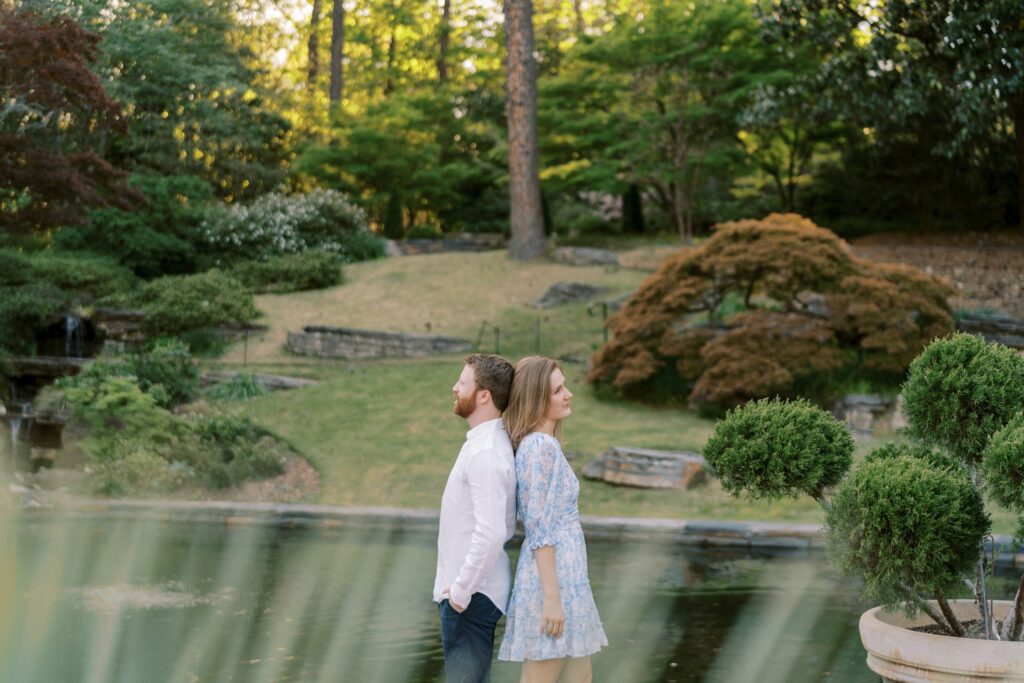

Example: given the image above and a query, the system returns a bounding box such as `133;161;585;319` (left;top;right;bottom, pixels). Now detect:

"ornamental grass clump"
703;333;1024;640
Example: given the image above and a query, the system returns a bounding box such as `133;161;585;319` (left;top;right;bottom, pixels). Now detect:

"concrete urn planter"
860;600;1024;681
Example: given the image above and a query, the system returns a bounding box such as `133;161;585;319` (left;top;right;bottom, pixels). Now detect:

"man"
434;353;517;683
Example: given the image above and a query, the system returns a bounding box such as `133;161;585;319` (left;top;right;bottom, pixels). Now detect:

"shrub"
703;334;1024;639
588;213;954;408
193;413;285;488
59;367;286;494
205;373;270;402
981;415;1024;515
126;339;201;408
229;251;343;294
121;270;259;337
826;456;989;614
202;189;385;264
902;333;1024;463
53;174;213;278
703;398;854;502
0;250;137;352
0;283;67;353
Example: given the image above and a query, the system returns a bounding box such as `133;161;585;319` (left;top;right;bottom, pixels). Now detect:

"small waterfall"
6;402;33;467
66;314;84;358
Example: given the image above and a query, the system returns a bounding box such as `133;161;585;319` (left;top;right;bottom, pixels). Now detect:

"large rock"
285;326;471;359
201;372;318;390
583;446;707;489
832;393;905;440
534;282;607;309
552;246;620;267
957;313;1024;349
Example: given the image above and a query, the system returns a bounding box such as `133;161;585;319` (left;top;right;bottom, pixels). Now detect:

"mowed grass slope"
217;249;1016;529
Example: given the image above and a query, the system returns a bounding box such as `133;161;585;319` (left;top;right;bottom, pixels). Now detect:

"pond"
0;510;950;682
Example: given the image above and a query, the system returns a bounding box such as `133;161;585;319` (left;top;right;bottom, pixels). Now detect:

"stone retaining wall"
285;326;471;359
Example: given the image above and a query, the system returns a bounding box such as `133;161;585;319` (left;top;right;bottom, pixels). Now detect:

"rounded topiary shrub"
981;414;1024;512
903;333;1024;463
702;398;854;502
826;455;989;612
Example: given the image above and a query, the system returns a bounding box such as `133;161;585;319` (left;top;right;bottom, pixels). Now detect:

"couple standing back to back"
433;354;608;683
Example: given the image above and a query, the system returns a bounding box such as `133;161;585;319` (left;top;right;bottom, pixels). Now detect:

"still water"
0;511;880;683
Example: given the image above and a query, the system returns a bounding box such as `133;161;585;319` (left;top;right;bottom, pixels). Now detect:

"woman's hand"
541;593;565;638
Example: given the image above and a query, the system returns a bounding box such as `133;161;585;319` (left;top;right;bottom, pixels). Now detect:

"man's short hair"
465;353;515;413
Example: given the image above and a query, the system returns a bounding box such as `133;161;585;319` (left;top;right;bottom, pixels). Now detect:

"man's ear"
477;388;492;405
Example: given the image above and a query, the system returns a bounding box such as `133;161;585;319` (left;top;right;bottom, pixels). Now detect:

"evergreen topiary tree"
704;333;1024;640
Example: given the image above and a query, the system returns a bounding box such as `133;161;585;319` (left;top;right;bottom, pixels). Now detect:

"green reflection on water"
0;510;887;682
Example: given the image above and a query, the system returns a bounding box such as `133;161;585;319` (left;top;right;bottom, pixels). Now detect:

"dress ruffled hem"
497;630;608;662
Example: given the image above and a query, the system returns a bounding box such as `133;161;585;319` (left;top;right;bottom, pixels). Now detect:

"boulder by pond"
551;247;620;267
534;282;608;309
583;446;707;489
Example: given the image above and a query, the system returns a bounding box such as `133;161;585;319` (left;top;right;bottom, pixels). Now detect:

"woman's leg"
520;658;566;683
561;656;592;683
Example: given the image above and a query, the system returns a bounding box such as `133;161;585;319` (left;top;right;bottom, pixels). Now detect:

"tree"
0;6;137;236
764;0;1023;229
587;214;955;408
27;0;292;203
308;0;323;90
504;0;546;260
329;0;345;104
541;0;766;242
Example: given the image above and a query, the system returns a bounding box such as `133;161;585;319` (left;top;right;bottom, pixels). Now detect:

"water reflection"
0;510;919;682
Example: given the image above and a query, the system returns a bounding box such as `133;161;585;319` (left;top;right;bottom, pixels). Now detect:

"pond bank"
16;497;1024;566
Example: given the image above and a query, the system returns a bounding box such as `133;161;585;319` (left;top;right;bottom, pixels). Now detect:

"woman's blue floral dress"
498;432;608;661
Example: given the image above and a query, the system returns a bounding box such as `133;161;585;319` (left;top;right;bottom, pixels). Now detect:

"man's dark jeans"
439;593;502;683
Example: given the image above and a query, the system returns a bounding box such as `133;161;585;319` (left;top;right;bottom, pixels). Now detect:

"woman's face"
546;368;573;422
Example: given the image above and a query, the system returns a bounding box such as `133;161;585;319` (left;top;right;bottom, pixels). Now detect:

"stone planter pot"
860;599;1024;681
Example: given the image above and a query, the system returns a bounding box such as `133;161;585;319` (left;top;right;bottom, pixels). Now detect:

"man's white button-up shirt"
433;417;516;612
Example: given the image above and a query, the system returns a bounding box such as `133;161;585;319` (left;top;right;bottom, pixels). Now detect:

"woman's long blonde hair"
505;356;563;450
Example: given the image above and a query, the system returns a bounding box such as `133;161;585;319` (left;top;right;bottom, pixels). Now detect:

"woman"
498;356;607;683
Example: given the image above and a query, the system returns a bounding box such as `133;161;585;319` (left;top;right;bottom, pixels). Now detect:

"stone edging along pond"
21;498;1024;567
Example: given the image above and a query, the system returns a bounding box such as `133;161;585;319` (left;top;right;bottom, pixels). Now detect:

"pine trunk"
329;0;345;105
307;0;322;89
437;0;451;82
503;0;546;260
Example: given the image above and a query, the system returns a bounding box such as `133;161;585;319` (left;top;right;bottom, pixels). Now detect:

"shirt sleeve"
448;448;512;609
519;436;567;552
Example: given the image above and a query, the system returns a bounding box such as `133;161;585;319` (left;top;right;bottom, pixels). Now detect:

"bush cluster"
229;251;344;294
0;249;137;352
114;270;259;338
58;362;286;495
202;189;385;263
704;334;1024;632
588;213;955;408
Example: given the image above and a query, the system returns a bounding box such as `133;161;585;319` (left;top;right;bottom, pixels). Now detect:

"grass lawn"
235;357;832;521
209;249;1018;532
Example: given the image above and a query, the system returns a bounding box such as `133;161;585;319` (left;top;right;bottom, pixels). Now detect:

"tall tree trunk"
329;0;345;105
1015;91;1023;230
503;0;546;260
437;0;451;82
384;30;397;95
307;0;323;89
572;0;584;35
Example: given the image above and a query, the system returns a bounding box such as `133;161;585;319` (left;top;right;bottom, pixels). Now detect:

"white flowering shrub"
202;190;385;263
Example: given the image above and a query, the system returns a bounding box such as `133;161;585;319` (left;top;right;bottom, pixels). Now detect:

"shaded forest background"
2;0;1021;259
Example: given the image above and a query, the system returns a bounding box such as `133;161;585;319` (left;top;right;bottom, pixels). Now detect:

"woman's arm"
534;545;564;638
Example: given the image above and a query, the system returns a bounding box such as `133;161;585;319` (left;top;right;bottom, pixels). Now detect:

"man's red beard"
453;391;477;418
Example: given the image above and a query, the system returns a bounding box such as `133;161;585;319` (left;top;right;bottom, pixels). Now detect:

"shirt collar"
466;417;504;442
